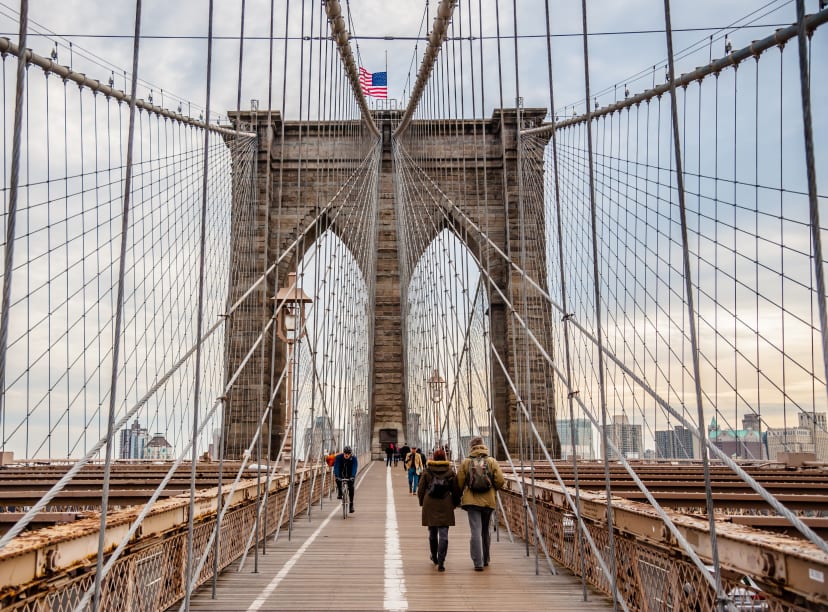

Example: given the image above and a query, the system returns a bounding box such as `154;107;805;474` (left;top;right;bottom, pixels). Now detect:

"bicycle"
338;477;354;519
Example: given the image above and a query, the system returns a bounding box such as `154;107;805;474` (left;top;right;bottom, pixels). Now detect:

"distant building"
604;414;642;460
708;417;762;460
765;412;828;461
407;411;422;449
655;425;694;459
145;433;173;460
208;429;221;460
742;413;762;431
119;419;148;459
800;412;827;430
303;415;339;459
557;418;595;460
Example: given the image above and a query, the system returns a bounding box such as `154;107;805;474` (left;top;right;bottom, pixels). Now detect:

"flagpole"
385;50;388;106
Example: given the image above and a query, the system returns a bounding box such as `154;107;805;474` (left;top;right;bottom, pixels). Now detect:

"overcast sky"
0;0;825;458
0;0;817;123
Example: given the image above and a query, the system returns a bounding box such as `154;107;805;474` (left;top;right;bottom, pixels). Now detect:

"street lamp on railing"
273;272;313;457
428;369;445;451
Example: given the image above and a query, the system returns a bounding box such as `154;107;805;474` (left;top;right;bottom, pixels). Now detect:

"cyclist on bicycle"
333;446;358;513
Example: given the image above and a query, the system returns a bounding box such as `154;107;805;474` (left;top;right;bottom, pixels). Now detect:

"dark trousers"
386;453;393;466
428;526;450;565
336;478;354;503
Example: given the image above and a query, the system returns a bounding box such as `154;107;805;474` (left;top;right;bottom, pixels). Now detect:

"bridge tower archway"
224;107;561;462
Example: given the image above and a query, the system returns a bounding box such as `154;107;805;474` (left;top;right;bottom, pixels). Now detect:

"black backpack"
426;470;452;498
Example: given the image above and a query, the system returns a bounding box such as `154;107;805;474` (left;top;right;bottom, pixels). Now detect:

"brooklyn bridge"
0;0;826;610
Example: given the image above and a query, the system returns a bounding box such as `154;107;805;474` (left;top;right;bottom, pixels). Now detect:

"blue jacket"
333;453;358;479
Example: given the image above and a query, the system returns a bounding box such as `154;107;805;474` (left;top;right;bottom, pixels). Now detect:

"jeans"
386;454;393;466
408;467;420;492
466;506;493;568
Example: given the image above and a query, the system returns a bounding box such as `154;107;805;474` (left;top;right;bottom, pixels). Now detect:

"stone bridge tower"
223;108;560;462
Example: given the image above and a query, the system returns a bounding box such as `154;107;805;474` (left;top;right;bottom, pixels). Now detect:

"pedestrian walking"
455;436;505;570
398;443;411;469
418;448;460;571
405;446;424;494
385;442;395;467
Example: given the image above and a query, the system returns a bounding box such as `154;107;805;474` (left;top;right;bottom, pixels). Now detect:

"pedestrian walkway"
187;460;613;610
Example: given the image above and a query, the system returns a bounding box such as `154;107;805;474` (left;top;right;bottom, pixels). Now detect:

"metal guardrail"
498;476;828;611
0;464;333;611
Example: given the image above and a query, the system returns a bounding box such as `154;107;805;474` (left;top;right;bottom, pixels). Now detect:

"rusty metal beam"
503;476;828;606
0;466;314;601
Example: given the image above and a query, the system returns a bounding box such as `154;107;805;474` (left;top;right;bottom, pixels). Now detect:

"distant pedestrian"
398;443;411;469
456;436;505;570
386;443;395;467
405;447;424;494
418;448;460;572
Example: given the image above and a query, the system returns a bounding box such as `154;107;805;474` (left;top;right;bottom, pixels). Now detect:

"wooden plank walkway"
187;460;613;611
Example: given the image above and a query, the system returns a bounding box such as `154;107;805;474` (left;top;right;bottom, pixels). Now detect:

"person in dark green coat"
417;448;461;571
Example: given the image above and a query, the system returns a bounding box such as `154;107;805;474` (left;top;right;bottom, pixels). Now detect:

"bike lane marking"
384;464;408;611
248;461;375;611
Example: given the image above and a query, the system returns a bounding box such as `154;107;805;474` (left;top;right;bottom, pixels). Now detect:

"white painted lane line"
248;462;374;611
384;465;408;611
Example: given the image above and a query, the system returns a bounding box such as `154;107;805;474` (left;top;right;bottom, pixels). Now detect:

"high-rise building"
557;418;595;460
407;411;422;449
303;415;338;459
742;413;762;431
119;419;148;459
604;414;642;459
655;426;694;459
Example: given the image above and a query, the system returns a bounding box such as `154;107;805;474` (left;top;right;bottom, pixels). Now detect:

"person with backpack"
455;436;505;571
417;448;460;572
398;443;411;470
405;446;424;494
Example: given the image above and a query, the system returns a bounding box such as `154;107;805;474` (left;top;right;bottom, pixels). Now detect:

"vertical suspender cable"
92;1;142;609
543;0;588;598
794;0;828;405
511;0;538;569
259;0;279;557
0;0;27;463
661;2;725;607
184;0;215;609
577;0;619;607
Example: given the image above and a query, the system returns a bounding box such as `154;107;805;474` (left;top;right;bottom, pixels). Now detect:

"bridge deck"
187;460;612;611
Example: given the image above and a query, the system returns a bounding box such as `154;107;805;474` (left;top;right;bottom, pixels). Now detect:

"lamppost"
428;369;445;452
274;272;313;461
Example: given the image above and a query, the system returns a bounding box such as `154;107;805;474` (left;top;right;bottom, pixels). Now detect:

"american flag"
359;67;387;99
